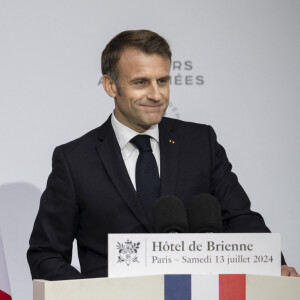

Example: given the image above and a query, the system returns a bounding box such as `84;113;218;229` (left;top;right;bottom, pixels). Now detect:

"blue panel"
164;274;191;300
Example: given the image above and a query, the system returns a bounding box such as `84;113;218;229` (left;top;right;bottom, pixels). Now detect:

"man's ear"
102;75;118;98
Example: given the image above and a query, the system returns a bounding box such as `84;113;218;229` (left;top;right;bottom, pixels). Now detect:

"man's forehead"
117;47;171;75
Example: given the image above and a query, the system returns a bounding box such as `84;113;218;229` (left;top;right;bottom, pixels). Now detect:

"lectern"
33;274;300;300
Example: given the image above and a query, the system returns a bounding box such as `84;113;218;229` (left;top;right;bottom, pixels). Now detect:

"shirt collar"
111;112;159;150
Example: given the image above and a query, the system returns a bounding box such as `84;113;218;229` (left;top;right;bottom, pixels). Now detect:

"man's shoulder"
56;116;112;154
159;117;218;154
160;117;212;134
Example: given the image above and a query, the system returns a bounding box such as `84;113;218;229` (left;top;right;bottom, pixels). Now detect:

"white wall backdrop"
1;1;299;299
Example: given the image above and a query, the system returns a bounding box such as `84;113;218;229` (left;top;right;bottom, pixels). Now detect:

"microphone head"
186;193;222;233
152;195;189;233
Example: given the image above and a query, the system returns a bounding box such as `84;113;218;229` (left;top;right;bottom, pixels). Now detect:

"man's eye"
135;81;145;86
158;78;169;85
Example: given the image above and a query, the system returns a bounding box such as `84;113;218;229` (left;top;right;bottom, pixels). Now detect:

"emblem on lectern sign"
116;240;140;266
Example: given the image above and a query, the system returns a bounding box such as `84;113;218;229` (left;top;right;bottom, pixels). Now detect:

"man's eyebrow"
129;77;149;83
128;75;170;84
159;75;171;81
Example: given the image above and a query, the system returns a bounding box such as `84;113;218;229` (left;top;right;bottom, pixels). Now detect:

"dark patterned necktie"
130;135;160;222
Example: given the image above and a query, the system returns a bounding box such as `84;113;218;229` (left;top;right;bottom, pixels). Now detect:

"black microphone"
152;195;189;233
186;193;222;233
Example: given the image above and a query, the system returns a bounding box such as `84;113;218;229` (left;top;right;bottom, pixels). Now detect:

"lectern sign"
108;233;281;277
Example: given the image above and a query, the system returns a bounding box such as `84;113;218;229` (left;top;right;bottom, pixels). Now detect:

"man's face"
112;48;171;132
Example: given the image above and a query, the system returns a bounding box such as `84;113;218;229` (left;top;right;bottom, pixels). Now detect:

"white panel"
33;276;164;300
192;274;218;300
246;275;300;300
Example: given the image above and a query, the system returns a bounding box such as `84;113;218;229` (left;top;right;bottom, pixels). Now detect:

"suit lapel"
96;117;153;232
159;118;179;196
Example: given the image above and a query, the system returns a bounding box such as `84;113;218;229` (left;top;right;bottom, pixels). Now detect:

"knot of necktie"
130;135;152;152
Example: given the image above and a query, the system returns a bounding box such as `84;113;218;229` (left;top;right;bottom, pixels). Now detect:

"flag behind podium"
0;233;12;300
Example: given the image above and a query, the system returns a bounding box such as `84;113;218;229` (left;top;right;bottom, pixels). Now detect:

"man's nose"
147;83;161;101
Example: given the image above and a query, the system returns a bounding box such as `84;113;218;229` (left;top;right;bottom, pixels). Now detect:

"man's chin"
136;116;163;132
145;114;164;126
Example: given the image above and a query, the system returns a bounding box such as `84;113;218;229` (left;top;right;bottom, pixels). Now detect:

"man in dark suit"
27;30;298;279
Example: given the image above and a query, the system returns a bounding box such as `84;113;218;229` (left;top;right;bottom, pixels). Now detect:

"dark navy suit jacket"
28;116;277;280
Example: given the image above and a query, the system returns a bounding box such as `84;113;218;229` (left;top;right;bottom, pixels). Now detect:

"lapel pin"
169;140;175;144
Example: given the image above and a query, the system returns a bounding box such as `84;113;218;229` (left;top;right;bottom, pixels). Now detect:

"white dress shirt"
111;112;160;190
